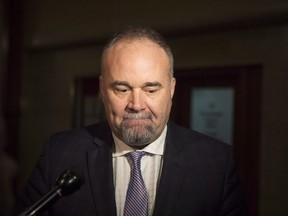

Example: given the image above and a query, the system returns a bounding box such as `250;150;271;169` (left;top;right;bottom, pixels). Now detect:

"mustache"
123;112;152;120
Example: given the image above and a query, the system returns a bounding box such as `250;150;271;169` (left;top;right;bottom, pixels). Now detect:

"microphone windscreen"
55;166;85;196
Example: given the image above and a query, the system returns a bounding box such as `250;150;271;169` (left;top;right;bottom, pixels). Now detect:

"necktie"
124;151;148;216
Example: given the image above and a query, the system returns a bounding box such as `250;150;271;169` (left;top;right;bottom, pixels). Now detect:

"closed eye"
114;87;130;94
111;81;131;95
143;82;162;94
145;87;160;94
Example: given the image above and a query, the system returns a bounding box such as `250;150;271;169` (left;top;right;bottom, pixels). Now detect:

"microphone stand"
19;186;62;216
18;167;84;216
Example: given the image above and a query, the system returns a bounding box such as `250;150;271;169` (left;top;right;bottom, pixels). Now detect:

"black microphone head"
55;166;85;196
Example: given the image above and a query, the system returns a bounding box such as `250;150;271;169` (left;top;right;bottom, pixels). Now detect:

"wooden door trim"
171;65;262;216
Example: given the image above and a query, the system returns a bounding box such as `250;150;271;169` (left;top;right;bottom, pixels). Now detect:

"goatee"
120;112;154;147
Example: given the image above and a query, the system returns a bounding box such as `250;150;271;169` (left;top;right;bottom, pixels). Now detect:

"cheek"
148;95;172;118
105;95;127;117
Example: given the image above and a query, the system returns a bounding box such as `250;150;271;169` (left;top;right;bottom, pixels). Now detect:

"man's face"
100;39;176;147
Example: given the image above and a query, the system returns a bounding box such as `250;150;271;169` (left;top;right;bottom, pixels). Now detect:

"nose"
127;89;146;111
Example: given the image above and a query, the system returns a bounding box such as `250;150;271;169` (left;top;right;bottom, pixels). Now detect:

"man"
14;27;247;216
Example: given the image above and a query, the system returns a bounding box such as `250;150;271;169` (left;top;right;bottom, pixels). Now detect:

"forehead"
107;38;166;59
103;39;170;82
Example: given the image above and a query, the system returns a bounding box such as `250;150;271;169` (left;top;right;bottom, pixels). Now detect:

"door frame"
171;65;262;216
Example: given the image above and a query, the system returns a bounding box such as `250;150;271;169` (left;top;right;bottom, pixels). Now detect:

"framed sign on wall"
190;87;235;145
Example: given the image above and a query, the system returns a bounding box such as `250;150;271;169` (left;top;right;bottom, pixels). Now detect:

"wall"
19;47;103;184
0;0;5;105
23;0;288;48
169;26;288;216
18;1;288;216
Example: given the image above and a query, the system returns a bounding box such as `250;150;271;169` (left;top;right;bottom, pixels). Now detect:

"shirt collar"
112;125;167;157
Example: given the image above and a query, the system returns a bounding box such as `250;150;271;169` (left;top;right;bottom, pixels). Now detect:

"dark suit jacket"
14;121;247;216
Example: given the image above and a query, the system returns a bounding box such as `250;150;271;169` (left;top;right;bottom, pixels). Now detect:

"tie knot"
126;151;147;164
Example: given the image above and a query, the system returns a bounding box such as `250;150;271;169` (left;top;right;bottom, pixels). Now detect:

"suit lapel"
153;123;188;216
153;149;187;215
86;125;117;216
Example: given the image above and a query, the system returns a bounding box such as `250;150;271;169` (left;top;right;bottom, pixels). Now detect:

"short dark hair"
101;26;174;77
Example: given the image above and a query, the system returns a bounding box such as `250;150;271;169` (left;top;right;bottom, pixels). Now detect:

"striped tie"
124;151;148;216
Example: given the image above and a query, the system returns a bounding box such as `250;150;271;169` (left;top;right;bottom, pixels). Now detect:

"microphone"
19;167;85;216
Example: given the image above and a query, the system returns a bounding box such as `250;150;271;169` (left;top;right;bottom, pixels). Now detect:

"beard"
120;112;154;147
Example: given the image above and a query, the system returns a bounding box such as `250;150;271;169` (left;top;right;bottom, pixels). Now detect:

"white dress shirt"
112;126;167;216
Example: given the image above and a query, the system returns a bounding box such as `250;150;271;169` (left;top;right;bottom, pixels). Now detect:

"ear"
99;76;105;101
170;77;176;99
99;76;104;92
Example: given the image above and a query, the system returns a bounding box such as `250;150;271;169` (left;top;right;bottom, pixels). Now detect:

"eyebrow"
142;82;162;88
110;81;131;88
110;81;162;88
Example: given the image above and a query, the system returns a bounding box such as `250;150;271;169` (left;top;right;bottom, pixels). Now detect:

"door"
171;65;262;216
